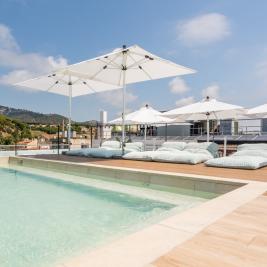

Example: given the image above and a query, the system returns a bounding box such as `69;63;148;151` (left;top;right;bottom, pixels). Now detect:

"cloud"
0;23;68;85
0;70;33;85
98;89;138;109
177;13;230;46
202;84;220;99
175;96;195;107
0;24;19;51
169;77;190;94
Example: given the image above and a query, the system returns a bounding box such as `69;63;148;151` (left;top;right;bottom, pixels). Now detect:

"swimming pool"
0;165;212;267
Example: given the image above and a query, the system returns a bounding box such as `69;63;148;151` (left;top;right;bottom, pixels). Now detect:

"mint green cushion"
65;149;84;156
205;156;267;169
66;143;142;159
89;149;121;158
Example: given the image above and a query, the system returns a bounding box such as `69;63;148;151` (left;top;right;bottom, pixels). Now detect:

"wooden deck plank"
151;195;267;267
25;154;267;182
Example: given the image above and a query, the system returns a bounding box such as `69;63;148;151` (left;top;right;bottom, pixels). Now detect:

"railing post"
15;142;17;156
90;126;93;148
57;125;60;156
223;136;227;157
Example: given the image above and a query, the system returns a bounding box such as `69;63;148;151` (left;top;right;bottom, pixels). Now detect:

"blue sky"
0;0;267;121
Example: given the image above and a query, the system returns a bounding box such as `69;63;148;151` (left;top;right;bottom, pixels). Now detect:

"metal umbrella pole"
57;125;60;155
206;112;210;142
121;46;127;154
68;75;72;150
144;124;147;150
165;123;168;141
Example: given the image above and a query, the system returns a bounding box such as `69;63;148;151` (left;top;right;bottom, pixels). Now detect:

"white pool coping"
3;156;267;267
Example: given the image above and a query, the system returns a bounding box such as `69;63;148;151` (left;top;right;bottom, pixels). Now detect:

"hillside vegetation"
0;115;32;145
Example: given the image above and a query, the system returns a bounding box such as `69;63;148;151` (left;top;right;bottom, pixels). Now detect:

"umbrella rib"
138;64;153;79
129;50;155;60
130;50;195;73
48;73;69;85
89;53;122;80
82;80;97;93
47;81;59;92
126;54;148;68
98;58;121;68
127;52;152;79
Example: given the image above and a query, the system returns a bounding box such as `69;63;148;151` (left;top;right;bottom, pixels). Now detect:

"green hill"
0;105;67;124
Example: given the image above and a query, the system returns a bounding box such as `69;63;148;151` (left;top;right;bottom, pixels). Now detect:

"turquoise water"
0;168;213;267
0;167;208;267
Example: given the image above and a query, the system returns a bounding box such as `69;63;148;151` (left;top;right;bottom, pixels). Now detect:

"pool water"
0;167;207;267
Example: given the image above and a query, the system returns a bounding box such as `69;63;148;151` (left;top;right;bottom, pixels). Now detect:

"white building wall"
100;110;111;139
238;119;262;134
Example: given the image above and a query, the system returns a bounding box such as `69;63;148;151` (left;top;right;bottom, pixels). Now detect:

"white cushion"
152;151;213;165
185;142;219;157
125;142;144;152
157;147;183;152
161;141;186;151
101;140;121;149
233;150;267;158
184;148;212;155
205;156;267;170
123;151;155;161
237;143;267;151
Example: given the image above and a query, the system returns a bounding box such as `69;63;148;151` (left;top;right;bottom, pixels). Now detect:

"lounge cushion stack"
65;141;143;158
123;141;218;165
206;143;267;169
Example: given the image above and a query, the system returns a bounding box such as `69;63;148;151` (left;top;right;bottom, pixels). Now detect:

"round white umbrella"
247;103;267;117
14;69;120;147
109;105;173;148
164;96;245;141
67;44;196;147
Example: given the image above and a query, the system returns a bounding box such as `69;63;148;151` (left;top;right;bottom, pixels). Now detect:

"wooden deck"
26;154;267;182
151;194;267;267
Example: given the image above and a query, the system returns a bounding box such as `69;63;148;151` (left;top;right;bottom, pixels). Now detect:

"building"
99;110;112;139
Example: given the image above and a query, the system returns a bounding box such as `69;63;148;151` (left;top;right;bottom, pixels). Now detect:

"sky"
0;0;267;122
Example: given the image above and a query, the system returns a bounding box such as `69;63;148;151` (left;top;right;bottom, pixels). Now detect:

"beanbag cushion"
123;151;155;161
237;143;267;151
101;140;121;149
152;150;213;165
233;149;267;158
205;156;267;170
185;142;219;158
125;142;144;152
160;141;187;151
